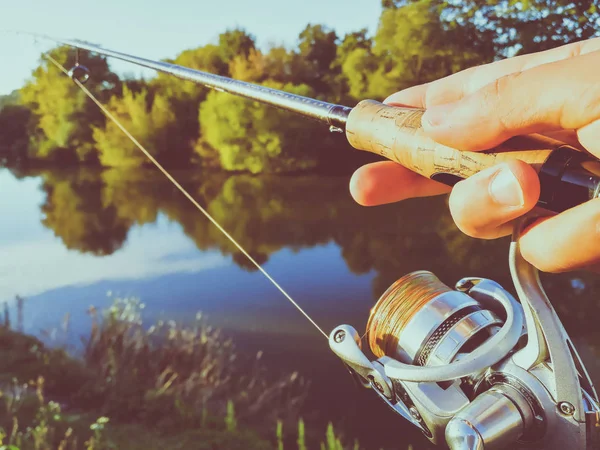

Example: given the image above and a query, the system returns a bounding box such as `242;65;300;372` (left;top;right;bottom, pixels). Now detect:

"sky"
0;0;383;95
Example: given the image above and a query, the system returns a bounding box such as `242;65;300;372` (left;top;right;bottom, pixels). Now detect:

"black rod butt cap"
538;146;600;213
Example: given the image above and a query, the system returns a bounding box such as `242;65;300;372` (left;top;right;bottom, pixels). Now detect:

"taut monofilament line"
42;51;330;340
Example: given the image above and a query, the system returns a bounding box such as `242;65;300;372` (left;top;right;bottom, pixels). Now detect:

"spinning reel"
330;224;600;450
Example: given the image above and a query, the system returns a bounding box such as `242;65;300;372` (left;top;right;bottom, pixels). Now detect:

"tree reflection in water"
12;166;600;363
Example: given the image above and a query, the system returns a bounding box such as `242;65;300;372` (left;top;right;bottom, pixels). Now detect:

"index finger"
384;37;600;108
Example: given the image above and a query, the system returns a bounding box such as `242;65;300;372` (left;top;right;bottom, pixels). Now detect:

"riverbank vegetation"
1;0;597;173
0;297;365;449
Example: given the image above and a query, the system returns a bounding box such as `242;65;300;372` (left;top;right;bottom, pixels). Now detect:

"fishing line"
366;271;451;358
43;53;329;340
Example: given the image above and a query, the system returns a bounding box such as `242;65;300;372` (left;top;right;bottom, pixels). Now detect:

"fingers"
520;198;600;273
384;37;600;109
540;130;585;151
420;50;600;154
448;160;540;239
349;161;450;206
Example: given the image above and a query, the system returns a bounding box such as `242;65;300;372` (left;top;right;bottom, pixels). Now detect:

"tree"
0;90;20;111
392;0;600;59
20;46;120;163
0;105;31;165
325;29;374;103
40;170;130;255
151;44;227;103
150;44;228;156
366;0;486;97
229;48;268;83
197;81;322;173
218;28;257;63
92;86;180;167
448;0;599;57
262;46;298;84
295;24;339;95
101;168;163;226
339;46;381;101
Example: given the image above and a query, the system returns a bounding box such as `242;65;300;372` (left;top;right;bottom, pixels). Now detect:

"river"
1;165;599;449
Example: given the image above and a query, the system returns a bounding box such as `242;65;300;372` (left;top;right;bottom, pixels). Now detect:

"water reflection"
6;165;600;357
2;166;600;449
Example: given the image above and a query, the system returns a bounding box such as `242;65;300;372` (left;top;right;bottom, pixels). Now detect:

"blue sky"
0;0;382;95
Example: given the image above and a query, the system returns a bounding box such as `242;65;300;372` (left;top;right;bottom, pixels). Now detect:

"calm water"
2;166;600;449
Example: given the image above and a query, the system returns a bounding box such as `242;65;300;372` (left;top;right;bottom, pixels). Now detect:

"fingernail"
422;103;456;127
489;167;524;207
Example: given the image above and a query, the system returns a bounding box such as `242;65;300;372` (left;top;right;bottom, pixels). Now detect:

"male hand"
350;38;600;273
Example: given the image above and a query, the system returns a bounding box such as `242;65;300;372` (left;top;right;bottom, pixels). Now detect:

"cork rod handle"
345;100;563;185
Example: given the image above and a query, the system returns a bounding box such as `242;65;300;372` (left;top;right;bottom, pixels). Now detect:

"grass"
0;297;363;449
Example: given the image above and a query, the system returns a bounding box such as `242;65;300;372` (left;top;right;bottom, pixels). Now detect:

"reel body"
330;228;600;450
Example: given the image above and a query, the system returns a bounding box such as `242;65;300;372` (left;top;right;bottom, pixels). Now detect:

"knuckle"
424;68;476;107
480;72;525;128
425;80;458;107
569;81;600;128
424;83;445;107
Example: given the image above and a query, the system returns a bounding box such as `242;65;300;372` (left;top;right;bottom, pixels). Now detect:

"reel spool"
329;227;600;450
366;271;502;368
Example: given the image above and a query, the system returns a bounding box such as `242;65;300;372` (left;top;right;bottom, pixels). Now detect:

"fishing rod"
20;33;600;450
26;32;600;215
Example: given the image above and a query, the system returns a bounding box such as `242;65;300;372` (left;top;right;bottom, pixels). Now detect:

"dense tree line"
1;0;598;173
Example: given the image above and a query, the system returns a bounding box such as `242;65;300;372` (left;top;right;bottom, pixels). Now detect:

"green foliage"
218;28;257;62
7;4;597;173
396;0;600;59
329;30;373;103
0;328;93;400
276;421;283;450
295;25;339;95
198;81;322;173
297;419;306;450
85;416;109;450
225;401;237;433
19;46;119;164
0;297;366;449
81;298;308;431
92;86;182;167
0;91;20;111
149;44;228;155
369;0;485;97
39;170;130;255
152;44;227;103
0;376;275;450
0;105;31;165
0;377;99;450
319;423;344;450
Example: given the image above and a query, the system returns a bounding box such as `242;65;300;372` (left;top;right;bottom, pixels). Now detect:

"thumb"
420;50;600;156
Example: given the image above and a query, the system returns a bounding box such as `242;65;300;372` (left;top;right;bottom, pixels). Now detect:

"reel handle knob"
445;386;531;450
445;420;484;450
